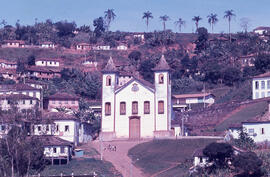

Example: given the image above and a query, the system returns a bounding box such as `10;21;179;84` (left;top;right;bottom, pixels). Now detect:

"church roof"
152;55;170;71
102;57;118;73
115;77;155;94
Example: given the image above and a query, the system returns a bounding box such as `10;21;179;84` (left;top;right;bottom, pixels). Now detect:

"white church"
101;55;173;140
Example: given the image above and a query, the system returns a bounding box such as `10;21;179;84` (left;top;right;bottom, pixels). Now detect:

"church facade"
101;55;173;140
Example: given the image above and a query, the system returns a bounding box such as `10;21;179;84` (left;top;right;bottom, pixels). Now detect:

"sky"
0;0;269;33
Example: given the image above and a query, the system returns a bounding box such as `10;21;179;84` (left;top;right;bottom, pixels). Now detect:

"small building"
35;58;61;67
0;83;41;101
252;72;270;99
253;26;270;35
242;120;270;143
76;43;91;50
40;41;55;49
0;68;17;80
25;79;48;90
0;59;17;69
92;45;110;50
0;94;39;111
192;148;209;168
117;45;128;50
133;33;145;41
33;112;81;146
45;92;80;111
172;93;215;110
39;136;72;165
2;40;25;48
88;100;102;117
238;54;256;67
26;66;61;80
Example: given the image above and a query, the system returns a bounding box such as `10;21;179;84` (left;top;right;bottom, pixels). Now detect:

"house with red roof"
2;40;25;48
44;92;80;111
253;26;270;35
35;58;61;67
40;41;55;49
0;94;39;111
76;43;91;50
26;66;61;80
101;55;173;140
0;59;17;69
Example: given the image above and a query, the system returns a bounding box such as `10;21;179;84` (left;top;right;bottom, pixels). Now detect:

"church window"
105;102;111;115
159;74;164;84
158;101;164;114
132;101;138;114
255;81;259;90
120;102;126;115
106;76;111;86
144;101;150;114
261;81;265;89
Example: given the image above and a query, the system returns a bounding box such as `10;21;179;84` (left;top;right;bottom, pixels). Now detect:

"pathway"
82;140;148;177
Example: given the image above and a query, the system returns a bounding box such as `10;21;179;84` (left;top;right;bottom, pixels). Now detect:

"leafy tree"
207;13;218;33
232;128;256;151
174;18;185;32
192;16;202;32
138;59;156;83
222;67;242;86
104;9;116;31
27;55;35;66
232;152;264;177
195;27;209;52
224;10;236;42
55;20;76;37
128;50;142;68
93;17;105;37
142;11;153;31
254;54;270;73
159;15;170;31
203;142;234;170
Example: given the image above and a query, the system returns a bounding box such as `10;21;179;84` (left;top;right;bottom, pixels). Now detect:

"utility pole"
181;114;188;136
203;82;206;108
99;134;103;161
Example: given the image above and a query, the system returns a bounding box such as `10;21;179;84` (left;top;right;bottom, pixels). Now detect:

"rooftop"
0;83;40;91
0;94;38;100
152;55;170;71
37;135;72;146
253;72;270;79
47;92;80;100
173;93;213;99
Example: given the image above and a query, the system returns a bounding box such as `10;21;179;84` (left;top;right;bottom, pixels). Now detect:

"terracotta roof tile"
152;55;170;71
0;83;40;91
47;92;80;100
0;94;38;100
253;72;270;79
37;135;72;146
173;93;213;99
102;57;118;73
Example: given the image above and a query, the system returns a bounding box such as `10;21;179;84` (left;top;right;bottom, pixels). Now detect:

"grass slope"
215;101;268;131
38;158;122;177
128;138;217;176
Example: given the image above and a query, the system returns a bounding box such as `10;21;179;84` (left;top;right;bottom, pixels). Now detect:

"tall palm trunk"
163;21;166;31
229;18;231;42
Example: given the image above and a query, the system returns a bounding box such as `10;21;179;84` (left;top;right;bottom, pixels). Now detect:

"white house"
242;120;270;143
76;43;91;50
33;112;81;146
253;26;270;35
40;42;55;49
101;55;173;140
92;46;110;50
0;94;39;111
35;58;61;67
192;148;209;168
252;72;270;99
117;45;128;50
39;136;72;165
0;59;17;69
0;83;41;101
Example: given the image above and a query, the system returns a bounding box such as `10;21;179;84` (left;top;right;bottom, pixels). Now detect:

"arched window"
158;101;164;114
106;75;111;86
159;74;164;84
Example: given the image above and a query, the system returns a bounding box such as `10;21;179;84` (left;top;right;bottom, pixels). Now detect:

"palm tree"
160;15;170;31
142;11;153;32
207;13;218;34
224;10;236;41
192;16;202;32
174;18;185;32
104;9;116;31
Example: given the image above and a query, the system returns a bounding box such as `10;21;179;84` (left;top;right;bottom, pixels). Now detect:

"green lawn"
215;101;268;131
37;158;122;177
128;138;217;176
